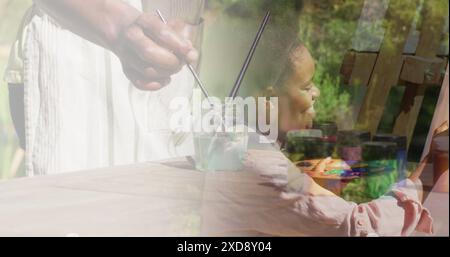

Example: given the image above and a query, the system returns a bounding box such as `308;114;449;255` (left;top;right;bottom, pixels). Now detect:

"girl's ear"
264;85;278;97
258;85;277;98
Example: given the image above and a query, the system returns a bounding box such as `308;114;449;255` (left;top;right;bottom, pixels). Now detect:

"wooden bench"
340;0;448;148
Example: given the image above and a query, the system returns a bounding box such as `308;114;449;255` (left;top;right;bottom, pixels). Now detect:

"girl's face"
279;45;319;135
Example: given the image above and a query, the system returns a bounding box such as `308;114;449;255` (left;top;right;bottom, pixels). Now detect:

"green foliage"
342;169;398;204
313;67;351;123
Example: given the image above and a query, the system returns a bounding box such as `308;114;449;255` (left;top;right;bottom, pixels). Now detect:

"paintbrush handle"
187;63;210;99
228;11;271;99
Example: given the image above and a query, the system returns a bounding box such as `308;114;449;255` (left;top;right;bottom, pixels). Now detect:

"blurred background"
0;0;31;179
0;0;448;179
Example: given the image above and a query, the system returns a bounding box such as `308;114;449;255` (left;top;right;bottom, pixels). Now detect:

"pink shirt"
246;150;434;236
289;179;433;236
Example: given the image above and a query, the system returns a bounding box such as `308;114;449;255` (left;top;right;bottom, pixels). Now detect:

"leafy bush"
312;66;351;123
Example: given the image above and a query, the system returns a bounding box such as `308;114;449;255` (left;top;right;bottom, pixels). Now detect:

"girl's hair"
274;41;306;91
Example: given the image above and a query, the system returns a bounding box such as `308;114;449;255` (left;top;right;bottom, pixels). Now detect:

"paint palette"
297;159;363;177
295;158;369;196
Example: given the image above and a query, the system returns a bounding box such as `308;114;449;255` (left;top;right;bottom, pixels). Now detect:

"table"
1;135;447;236
0;135;318;237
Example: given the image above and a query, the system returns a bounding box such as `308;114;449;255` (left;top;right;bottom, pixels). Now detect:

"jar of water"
193;100;249;172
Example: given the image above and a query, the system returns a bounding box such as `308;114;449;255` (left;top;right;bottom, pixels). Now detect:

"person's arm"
35;0;138;50
34;0;199;90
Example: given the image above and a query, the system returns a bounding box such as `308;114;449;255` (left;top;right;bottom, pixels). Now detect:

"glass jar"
192;98;249;172
193;131;248;172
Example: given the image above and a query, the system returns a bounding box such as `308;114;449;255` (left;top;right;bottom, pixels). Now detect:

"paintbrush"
220;11;270;133
228;11;271;99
